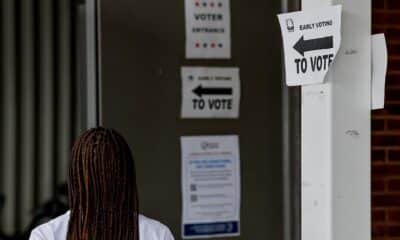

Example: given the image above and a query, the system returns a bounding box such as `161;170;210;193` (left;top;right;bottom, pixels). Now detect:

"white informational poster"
181;135;240;239
371;34;388;110
181;67;240;119
277;5;342;86
185;0;231;59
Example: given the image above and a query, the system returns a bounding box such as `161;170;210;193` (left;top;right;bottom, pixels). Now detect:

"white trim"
85;0;100;128
301;1;371;240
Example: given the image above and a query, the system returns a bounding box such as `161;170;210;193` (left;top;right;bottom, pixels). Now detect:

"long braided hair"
67;127;139;240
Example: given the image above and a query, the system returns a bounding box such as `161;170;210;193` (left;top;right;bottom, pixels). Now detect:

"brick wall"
372;0;400;239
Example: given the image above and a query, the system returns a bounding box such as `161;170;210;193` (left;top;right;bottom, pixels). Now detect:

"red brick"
388;209;400;221
388;225;400;237
373;164;400;177
373;209;387;222
373;119;386;131
372;224;387;237
373;12;387;25
383;102;400;115
372;194;400;207
388;119;400;130
386;88;400;102
372;149;386;162
373;26;385;35
388;43;400;56
370;237;386;240
372;135;400;147
389;59;400;71
373;109;389;116
386;12;400;26
389;150;400;162
389;179;400;191
387;73;400;86
373;178;386;192
373;0;385;9
367;2;400;237
373;12;400;26
386;0;400;9
386;27;400;42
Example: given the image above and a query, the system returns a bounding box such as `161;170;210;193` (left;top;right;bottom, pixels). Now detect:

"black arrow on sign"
293;35;334;56
192;85;233;97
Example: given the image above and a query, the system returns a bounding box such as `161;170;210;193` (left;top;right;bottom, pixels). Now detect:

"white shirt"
29;211;174;240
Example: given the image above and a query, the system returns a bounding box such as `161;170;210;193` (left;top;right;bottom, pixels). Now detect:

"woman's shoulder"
29;211;70;240
139;214;174;240
29;211;174;240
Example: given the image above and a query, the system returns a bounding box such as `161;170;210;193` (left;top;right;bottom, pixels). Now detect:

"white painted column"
301;0;371;240
85;0;101;128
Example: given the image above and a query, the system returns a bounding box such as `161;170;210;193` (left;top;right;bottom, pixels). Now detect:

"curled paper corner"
371;33;388;110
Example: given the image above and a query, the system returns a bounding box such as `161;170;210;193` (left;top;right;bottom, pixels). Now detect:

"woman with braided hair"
29;127;174;240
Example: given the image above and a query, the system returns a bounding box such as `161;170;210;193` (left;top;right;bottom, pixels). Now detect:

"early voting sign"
181;67;240;118
277;5;342;86
185;0;231;59
181;135;241;239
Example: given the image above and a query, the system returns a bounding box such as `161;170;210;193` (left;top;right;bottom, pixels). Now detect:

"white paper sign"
372;34;388;110
185;0;231;59
181;67;240;118
181;135;240;239
277;5;342;86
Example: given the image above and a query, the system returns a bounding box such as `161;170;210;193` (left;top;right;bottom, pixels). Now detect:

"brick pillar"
372;0;400;239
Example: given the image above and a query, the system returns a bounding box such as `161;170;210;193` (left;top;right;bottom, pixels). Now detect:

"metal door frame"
77;0;101;129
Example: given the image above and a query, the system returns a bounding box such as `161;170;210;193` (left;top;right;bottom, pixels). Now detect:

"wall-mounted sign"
185;0;231;59
181;135;241;239
181;67;240;119
277;5;342;86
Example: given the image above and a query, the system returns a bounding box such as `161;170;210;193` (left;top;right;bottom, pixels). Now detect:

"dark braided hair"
67;127;139;240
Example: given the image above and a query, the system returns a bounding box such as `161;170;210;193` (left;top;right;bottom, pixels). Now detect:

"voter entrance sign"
185;0;231;59
181;67;240;119
277;5;342;86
